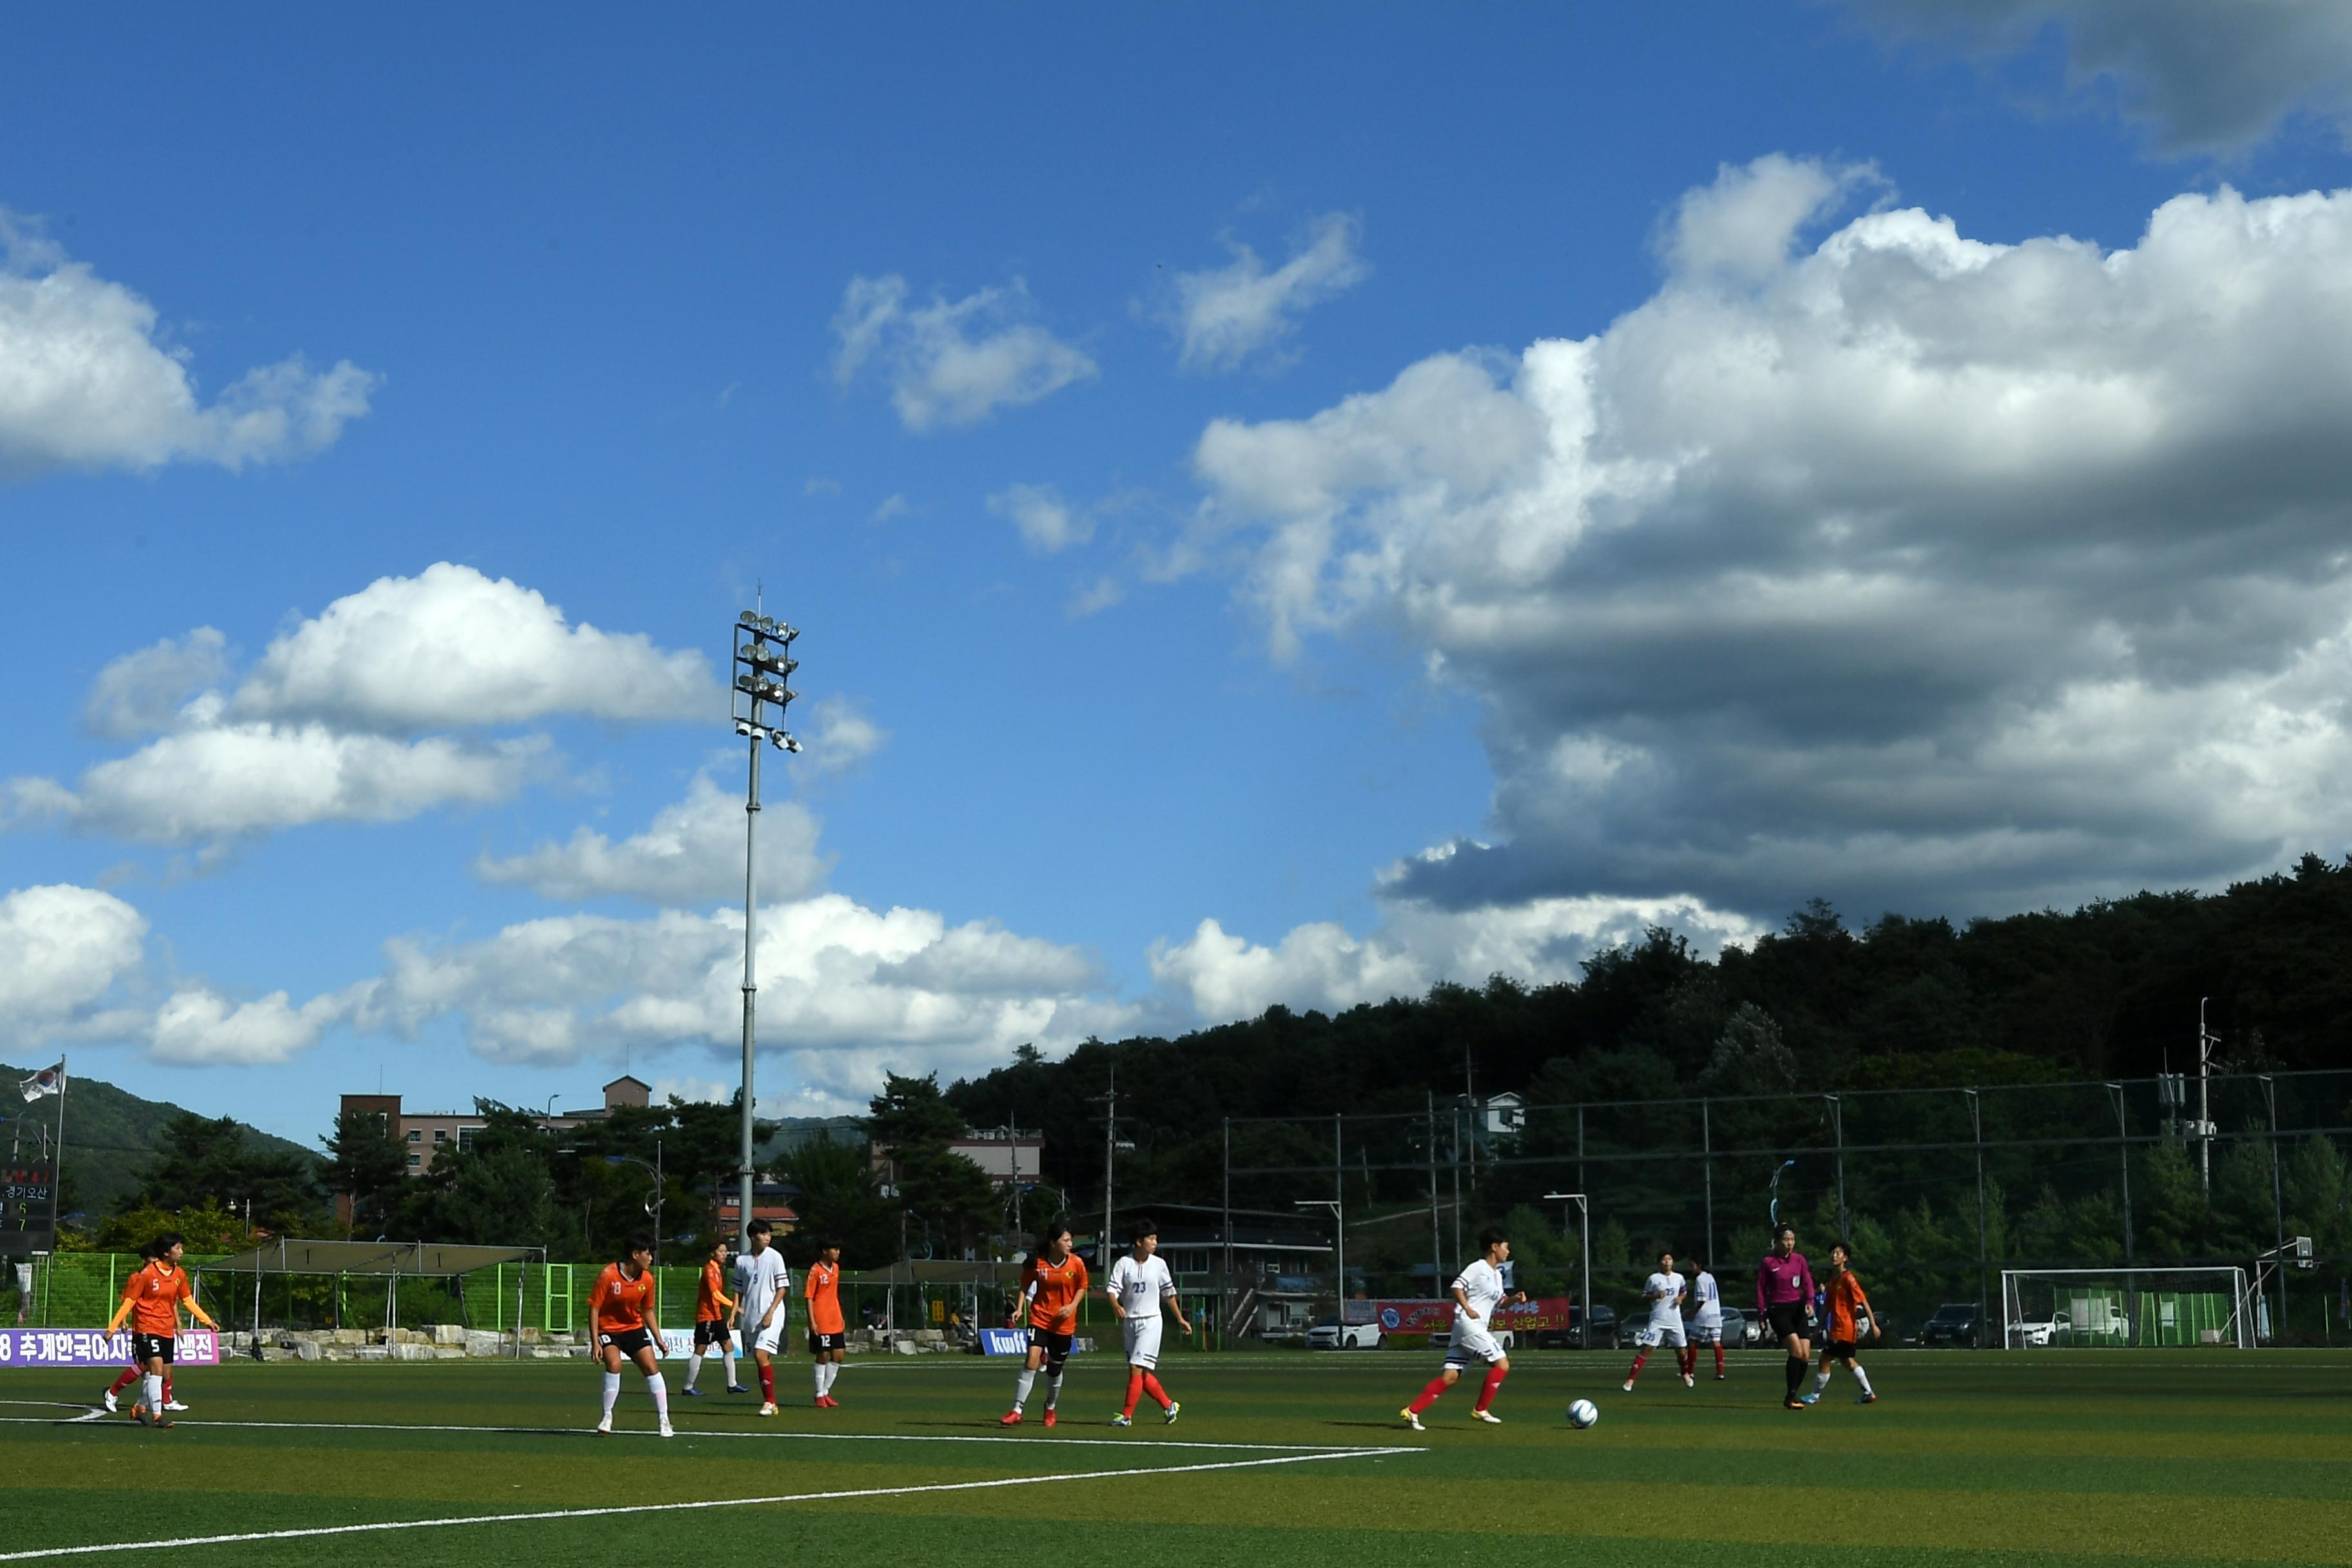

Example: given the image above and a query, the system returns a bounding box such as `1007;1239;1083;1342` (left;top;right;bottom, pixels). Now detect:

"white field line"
0;1412;1386;1453
0;1401;103;1424
0;1444;1408;1561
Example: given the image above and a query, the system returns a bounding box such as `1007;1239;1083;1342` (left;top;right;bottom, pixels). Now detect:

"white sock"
723;1349;738;1386
812;1360;826;1396
601;1372;622;1418
1046;1369;1064;1409
825;1362;839;1395
685;1353;703;1389
143;1373;164;1411
645;1373;669;1418
1014;1367;1035;1410
1814;1369;1832;1390
1853;1366;1874;1396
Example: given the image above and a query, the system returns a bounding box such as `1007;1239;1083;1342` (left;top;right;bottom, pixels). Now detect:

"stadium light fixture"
729;602;803;1252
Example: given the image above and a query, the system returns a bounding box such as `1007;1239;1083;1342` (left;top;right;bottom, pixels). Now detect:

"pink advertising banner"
0;1329;220;1369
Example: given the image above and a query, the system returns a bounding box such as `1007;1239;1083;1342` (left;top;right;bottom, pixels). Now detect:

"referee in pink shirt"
1756;1223;1818;1409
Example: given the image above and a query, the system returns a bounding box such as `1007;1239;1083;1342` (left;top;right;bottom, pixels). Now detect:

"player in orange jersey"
1001;1219;1087;1428
1805;1240;1880;1406
804;1239;847;1407
589;1233;674;1437
104;1232;215;1429
681;1237;743;1397
101;1241;182;1416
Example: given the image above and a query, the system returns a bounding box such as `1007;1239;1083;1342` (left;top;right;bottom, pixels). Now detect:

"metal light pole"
730;609;801;1251
1544;1192;1590;1349
603;1142;664;1266
1295;1199;1344;1330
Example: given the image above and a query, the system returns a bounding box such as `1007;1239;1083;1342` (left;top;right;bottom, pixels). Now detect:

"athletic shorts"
1825;1338;1857;1360
1027;1327;1073;1363
1122;1315;1164;1369
752;1317;786;1356
1442;1326;1505;1367
1690;1317;1724;1346
1765;1304;1812;1342
807;1329;845;1355
130;1333;175;1366
692;1318;732;1349
1638;1318;1688;1349
596;1327;654;1359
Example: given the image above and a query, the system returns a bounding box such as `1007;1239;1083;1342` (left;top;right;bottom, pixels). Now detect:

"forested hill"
0;1063;312;1221
945;854;2352;1198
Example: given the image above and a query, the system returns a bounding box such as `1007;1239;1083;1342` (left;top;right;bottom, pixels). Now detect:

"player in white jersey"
1400;1226;1527;1429
732;1218;792;1415
1688;1257;1728;1380
1104;1216;1193;1427
1623;1248;1691;1391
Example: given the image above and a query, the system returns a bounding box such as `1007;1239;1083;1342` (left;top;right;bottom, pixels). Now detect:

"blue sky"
6;3;2352;1142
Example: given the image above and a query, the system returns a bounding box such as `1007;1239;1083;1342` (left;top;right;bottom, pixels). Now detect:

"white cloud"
475;772;829;906
346;894;1135;1102
31;725;546;843
799;696;888;778
988;482;1092;554
1150;885;1758;1022
233;563;716;734
1170;213;1369;372
869;493;911;524
1067;576;1125;618
0;885;146;1028
1186;159;2352;924
149;985;346;1066
1844;0;2352;153
83;628;231;738
0;210;375;481
803;476;842;496
831;274;1096;431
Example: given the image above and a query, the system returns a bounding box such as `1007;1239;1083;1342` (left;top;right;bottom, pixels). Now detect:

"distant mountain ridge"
0;1061;315;1220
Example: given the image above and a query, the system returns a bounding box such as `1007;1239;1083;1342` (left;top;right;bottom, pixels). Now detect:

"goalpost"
2000;1268;2250;1349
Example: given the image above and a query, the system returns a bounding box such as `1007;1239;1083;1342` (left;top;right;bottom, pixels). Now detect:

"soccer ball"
1566;1398;1599;1429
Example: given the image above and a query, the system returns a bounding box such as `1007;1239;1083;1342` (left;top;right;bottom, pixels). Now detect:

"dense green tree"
136;1113;322;1234
321;1106;407;1237
773;1135;896;1268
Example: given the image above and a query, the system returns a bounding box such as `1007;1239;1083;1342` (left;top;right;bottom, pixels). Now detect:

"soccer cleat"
659;1420;675;1438
1801;1391;1822;1406
727;1384;750;1395
1621;1380;1634;1392
1857;1392;1877;1404
682;1386;703;1397
1111;1414;1133;1427
1400;1407;1425;1431
1681;1375;1694;1388
758;1402;777;1417
1784;1398;1807;1409
1043;1409;1057;1427
164;1400;190;1411
102;1389;119;1414
1714;1373;1728;1381
1162;1400;1181;1425
999;1410;1023;1426
1471;1408;1502;1424
595;1415;612;1435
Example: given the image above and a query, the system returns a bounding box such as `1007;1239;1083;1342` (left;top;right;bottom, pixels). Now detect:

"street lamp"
1544;1192;1593;1349
730;607;801;1253
603;1139;664;1267
1295;1199;1346;1330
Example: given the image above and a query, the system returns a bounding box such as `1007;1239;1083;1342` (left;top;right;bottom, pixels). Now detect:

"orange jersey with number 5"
1023;1251;1088;1331
120;1262;192;1337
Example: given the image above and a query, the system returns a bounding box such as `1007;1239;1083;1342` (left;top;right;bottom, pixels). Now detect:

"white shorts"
752;1317;786;1356
1443;1326;1505;1367
1638;1318;1687;1349
1122;1315;1163;1369
1690;1317;1724;1346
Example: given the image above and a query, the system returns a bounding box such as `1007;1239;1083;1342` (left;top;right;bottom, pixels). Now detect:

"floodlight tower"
730;609;801;1251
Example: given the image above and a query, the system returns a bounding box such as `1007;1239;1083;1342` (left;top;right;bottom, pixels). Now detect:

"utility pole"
1095;1063;1117;1268
2197;999;2219;1196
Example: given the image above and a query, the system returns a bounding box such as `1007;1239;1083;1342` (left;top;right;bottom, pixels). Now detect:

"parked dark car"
1533;1304;1617;1349
1917;1302;1982;1347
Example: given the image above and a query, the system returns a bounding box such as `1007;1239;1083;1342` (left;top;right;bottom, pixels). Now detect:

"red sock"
1474;1362;1508;1413
759;1364;774;1401
1407;1374;1451;1415
1142;1372;1170;1409
1626;1351;1648;1381
1679;1346;1696;1377
108;1367;138;1396
1714;1345;1726;1376
1122;1369;1143;1418
162;1375;173;1403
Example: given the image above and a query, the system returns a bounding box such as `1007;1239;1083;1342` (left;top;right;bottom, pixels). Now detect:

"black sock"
1785;1355;1805;1397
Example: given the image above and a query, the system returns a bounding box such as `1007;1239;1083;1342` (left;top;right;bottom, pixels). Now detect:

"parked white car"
1304;1316;1384;1350
2010;1311;2072;1347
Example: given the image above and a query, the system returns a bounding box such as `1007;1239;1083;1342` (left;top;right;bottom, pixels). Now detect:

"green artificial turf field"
3;1349;2349;1565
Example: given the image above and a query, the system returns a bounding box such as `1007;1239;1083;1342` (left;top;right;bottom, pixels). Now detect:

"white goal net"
2000;1268;2249;1349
